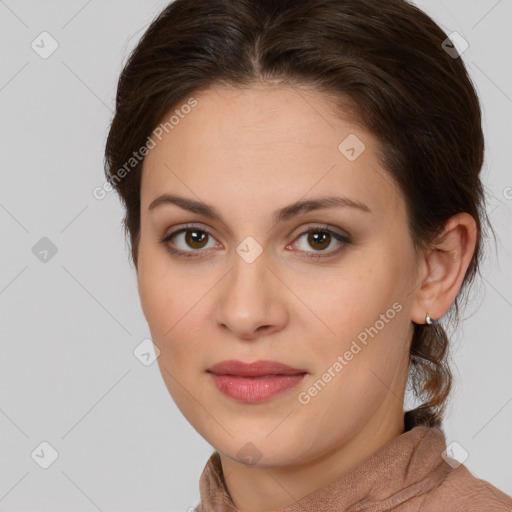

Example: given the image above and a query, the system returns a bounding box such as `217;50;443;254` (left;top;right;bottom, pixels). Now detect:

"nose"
214;251;289;341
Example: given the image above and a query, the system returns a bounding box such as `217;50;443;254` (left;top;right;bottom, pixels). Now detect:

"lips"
207;360;308;403
207;359;307;377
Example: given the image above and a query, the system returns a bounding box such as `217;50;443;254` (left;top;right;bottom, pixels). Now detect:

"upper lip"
207;359;307;377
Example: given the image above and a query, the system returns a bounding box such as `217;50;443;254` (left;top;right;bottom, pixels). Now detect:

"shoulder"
421;463;512;511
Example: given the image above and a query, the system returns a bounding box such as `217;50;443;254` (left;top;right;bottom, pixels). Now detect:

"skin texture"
136;83;477;512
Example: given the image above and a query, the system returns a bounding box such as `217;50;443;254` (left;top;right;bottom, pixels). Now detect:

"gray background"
0;1;510;510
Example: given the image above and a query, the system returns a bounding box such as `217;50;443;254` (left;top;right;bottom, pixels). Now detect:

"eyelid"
162;222;216;241
161;223;221;256
288;222;349;243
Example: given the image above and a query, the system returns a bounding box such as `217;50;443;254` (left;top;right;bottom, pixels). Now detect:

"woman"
104;0;512;510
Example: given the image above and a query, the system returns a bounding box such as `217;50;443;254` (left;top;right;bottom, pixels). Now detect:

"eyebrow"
148;193;371;224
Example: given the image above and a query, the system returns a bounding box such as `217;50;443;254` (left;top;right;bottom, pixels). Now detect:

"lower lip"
208;373;306;403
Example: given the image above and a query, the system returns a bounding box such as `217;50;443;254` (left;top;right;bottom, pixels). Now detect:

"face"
137;83;420;467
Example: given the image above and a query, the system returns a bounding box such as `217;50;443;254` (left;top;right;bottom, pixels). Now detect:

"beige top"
195;424;512;511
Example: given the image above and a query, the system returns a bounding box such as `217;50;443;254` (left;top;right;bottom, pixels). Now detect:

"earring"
425;312;433;325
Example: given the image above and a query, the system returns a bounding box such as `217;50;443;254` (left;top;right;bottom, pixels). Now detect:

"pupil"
186;230;207;248
309;232;330;250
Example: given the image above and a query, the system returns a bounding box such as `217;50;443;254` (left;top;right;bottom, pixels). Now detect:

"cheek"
293;252;410;377
292;265;394;341
138;270;172;333
137;237;185;315
137;247;187;343
137;263;204;404
136;250;210;365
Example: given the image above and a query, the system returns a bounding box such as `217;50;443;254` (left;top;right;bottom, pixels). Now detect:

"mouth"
207;360;308;403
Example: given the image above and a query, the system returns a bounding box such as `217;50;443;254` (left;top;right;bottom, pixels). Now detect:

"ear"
410;213;478;324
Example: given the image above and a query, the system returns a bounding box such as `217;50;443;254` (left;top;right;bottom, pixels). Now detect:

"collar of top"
195;424;452;512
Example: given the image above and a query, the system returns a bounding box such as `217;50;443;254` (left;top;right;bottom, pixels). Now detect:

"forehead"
140;83;403;217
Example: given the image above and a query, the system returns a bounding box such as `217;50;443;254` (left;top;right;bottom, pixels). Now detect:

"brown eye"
184;229;209;249
290;225;351;260
161;226;219;259
307;231;331;251
161;223;350;261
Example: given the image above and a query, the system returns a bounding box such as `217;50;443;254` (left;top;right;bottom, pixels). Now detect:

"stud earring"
425;312;433;325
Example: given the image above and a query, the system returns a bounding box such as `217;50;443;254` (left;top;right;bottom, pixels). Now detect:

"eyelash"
160;223;351;261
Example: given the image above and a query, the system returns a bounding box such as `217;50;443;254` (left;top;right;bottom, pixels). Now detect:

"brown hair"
104;0;494;429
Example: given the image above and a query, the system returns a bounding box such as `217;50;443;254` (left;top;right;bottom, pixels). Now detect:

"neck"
220;404;405;512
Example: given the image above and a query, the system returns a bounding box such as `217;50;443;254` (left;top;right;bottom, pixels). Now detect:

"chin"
203;427;309;467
